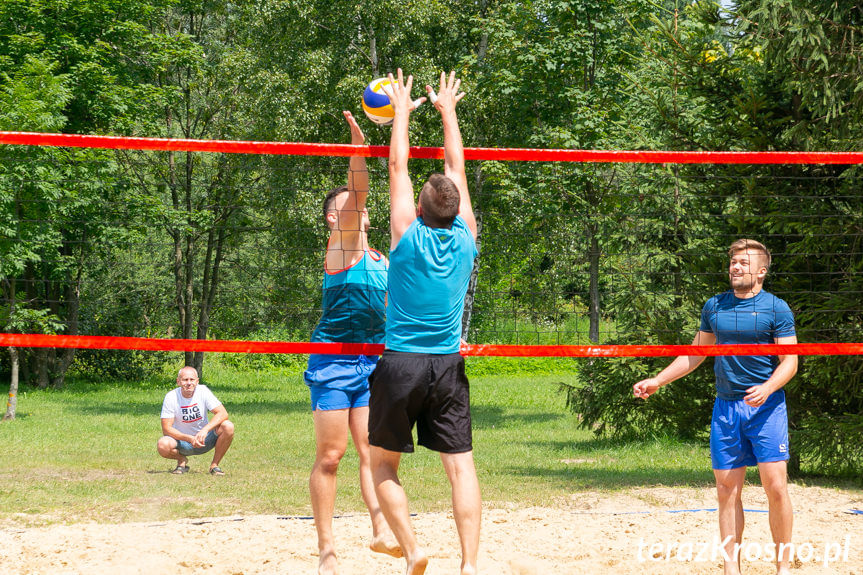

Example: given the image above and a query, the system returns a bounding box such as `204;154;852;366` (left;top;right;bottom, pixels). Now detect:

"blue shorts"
710;391;789;470
305;354;378;411
177;430;218;456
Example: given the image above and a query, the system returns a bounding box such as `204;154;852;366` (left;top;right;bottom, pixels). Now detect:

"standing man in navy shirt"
634;239;798;575
369;69;479;575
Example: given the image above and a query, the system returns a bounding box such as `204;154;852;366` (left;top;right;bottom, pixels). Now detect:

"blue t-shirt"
699;290;796;400
386;216;477;353
310;248;387;345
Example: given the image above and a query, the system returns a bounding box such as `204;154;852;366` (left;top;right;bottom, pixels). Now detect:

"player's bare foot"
406;549;428;575
370;533;402;557
318;548;337;575
460;563;477;575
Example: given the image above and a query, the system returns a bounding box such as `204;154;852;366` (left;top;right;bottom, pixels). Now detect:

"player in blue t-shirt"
633;239;798;575
368;69;480;575
303;111;400;573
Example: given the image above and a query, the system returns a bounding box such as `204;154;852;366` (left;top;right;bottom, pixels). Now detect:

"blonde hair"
728;238;771;272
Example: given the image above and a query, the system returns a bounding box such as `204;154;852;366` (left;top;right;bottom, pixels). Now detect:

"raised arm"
332;110;368;249
382;69;425;249
429;71;475;239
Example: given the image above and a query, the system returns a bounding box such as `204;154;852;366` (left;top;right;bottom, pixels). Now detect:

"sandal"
209;466;225;476
171;465;189;474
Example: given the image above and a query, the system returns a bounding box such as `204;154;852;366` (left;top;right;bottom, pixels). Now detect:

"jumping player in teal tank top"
303;111;400;574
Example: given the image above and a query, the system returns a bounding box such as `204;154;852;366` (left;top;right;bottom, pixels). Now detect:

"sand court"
3;484;860;574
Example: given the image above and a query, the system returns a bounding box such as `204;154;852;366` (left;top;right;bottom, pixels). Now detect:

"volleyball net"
1;131;862;364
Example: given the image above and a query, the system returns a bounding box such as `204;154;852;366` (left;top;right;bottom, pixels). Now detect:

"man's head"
176;366;199;398
417;173;460;229
727;238;771;295
323;186;370;232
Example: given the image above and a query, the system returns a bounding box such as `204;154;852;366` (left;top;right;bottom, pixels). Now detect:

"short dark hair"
323;186;348;221
419;173;460;229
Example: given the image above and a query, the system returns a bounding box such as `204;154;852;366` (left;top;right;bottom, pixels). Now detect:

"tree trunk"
36;348;49;389
587;226;600;344
369;32;378;77
672;165;683;313
181;150;197;367
460;13;489;341
3;277;19;420
3;347;18;421
51;278;82;390
167;145;197;369
193;221;227;377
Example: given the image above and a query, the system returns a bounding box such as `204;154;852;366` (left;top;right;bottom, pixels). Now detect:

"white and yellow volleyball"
362;77;395;125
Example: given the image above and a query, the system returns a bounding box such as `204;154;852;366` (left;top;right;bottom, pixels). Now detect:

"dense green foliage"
563;1;863;477
0;0;861;475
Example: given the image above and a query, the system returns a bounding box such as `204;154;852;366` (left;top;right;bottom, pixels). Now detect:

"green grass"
0;359;848;527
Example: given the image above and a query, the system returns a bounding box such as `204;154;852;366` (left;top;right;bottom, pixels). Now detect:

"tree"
563;0;863;475
0;0;184;387
0;55;73;393
458;0;654;343
734;0;863;475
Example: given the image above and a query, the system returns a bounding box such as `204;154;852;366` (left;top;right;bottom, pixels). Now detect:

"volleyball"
362;77;395;125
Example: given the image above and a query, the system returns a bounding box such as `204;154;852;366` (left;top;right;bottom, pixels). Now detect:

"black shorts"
368;350;472;454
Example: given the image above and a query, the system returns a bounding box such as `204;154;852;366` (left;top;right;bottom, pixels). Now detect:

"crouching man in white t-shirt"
157;366;235;475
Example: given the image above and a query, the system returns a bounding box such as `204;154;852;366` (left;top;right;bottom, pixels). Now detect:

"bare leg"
758;461;793;575
210;420;234;470
311;409;350;575
348;407;401;557
440;451;481;575
371;445;428;575
715;467;746;575
156;436;187;468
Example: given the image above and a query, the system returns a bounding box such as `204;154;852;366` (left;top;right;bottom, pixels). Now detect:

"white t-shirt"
160;385;222;436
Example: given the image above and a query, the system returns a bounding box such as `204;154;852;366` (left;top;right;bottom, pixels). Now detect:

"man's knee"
217;420;235;439
157;436;176;456
441;450;476;475
715;473;744;500
370;446;401;481
316;449;345;475
759;461;789;500
761;474;789;501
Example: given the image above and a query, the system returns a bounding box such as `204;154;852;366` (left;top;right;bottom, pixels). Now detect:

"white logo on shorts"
779;443;787;453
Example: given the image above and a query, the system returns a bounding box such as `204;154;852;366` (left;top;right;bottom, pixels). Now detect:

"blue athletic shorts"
305;354;378;411
177;429;218;456
710;391;789;470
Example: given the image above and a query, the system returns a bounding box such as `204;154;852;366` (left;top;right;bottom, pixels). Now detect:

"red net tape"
2;131;863;164
0;334;861;357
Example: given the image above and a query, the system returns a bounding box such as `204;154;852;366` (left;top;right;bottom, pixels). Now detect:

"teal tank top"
386;216;477;353
310;249;388;344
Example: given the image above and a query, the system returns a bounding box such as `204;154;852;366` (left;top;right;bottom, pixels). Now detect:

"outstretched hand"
343;110;365;145
380;68;426;116
428;70;465;115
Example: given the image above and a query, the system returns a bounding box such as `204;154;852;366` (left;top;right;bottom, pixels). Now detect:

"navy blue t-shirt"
699;290;796;400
